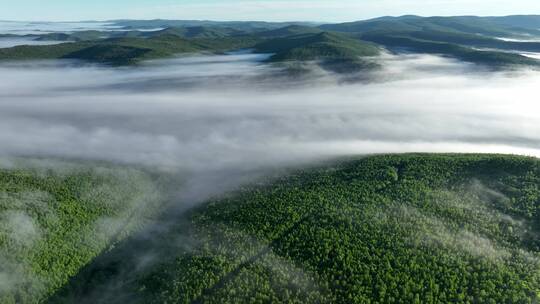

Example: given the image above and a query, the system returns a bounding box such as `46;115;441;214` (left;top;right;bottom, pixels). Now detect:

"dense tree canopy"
49;154;540;304
0;160;163;303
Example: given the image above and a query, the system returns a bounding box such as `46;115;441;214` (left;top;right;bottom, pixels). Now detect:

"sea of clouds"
1;53;539;174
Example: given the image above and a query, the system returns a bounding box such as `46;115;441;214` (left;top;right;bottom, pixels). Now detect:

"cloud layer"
1;53;540;174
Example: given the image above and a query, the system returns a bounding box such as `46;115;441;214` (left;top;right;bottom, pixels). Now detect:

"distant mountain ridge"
320;15;540;36
109;19;320;32
1;15;540;71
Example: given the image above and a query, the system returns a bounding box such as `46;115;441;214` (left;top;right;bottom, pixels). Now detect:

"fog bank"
0;21;123;35
1;53;539;174
0;37;66;48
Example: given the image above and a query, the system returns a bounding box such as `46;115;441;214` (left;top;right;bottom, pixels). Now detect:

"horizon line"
2;13;540;24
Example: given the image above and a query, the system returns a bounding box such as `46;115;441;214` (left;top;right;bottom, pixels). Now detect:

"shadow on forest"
190;213;313;304
46;199;196;304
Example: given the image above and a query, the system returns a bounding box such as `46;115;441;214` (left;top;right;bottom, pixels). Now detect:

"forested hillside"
0;35;261;65
0;160;165;303
2;16;540;70
49;154;540;304
254;32;381;72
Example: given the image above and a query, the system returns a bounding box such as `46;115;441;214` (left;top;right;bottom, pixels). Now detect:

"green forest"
0;159;165;303
2;15;540;70
21;154;537;304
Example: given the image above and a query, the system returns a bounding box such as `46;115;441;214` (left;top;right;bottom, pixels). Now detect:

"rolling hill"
30;26;246;42
256;25;323;38
37;154;540;303
34;31;106;42
255;32;381;73
1;16;540;70
0;35;260;65
149;26;245;39
320;15;540;36
110;19;317;32
401;30;540;52
320;16;540;68
360;33;540;68
0;30;382;72
486;15;540;31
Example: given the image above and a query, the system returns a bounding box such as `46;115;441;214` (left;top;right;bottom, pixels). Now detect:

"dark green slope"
419;16;518;36
35;31;106;42
361;33;540;68
487;15;540;30
100;36;205;58
31;31;147;43
28;26;249;45
191;35;262;52
319;15;540;68
149;26;245;39
0;42;91;60
0;35;259;65
255;32;381;73
111;19;315;32
320;17;421;34
62;45;152;65
49;154;540;304
404;30;540;52
34;33;73;41
257;25;323;38
320;16;527;36
255;32;380;58
2;17;540;70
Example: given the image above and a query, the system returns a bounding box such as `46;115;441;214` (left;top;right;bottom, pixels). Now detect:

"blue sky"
1;0;540;22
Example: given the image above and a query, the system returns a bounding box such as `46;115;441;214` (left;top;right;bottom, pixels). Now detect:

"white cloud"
1;53;540;173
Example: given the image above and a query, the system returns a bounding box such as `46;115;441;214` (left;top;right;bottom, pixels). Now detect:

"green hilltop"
109;19;316;31
256;25;323;38
0;29;382;72
254;32;381;73
361;33;540;67
255;32;380;60
319;15;540;68
0;35;260;65
319;15;540;36
149;26;245;39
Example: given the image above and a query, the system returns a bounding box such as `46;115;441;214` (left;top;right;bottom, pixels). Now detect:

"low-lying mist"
0;21;127;35
0;37;65;48
1;53;540;175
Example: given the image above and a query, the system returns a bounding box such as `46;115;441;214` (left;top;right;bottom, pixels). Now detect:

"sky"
1;0;540;22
